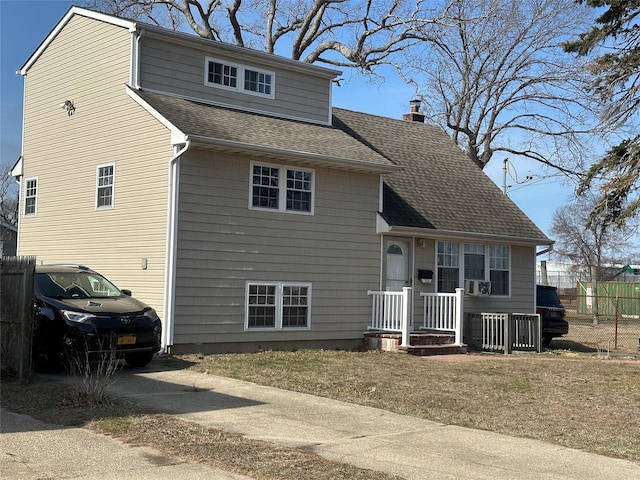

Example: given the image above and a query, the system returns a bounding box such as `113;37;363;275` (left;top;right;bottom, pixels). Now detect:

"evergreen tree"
564;1;640;226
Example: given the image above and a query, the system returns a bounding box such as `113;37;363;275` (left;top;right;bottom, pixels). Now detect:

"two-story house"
12;7;551;354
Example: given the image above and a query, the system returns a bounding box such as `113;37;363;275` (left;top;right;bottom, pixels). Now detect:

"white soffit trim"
126;87;186;145
376;213;391;233
11;156;23;177
386;223;553;247
20;7;136;75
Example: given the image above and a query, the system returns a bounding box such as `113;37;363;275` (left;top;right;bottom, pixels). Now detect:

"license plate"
549;312;559;318
117;335;136;345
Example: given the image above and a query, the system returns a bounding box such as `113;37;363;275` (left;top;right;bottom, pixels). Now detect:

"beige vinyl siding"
18;15;173;318
412;239;536;316
172;149;381;348
139;37;332;123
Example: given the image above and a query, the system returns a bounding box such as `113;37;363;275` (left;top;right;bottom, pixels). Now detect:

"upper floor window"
244;68;272;95
250;163;314;214
207;60;238;89
205;57;275;99
24;177;38;216
96;163;114;209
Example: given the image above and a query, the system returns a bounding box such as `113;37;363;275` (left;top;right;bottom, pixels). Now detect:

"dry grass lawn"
2;348;639;479
179;349;640;462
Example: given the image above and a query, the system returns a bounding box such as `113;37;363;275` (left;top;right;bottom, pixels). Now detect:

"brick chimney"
403;99;425;123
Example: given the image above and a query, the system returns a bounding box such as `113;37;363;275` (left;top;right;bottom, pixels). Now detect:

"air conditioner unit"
464;280;491;296
477;281;491;296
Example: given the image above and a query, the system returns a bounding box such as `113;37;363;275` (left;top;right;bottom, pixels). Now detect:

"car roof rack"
40;263;91;270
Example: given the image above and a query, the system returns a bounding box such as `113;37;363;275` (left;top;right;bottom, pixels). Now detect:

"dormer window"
208;60;237;88
244;69;272;95
205;57;274;99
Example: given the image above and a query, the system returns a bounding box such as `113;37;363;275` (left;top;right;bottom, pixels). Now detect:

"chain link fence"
556;286;640;354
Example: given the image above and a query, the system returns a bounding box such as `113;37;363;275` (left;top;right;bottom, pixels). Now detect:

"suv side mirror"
121;289;132;296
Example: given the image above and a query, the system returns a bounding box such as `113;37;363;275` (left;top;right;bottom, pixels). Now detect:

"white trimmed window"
206;58;239;90
489;245;510;295
437;241;510;295
250;163;314;214
244;68;273;96
96;163;114;209
246;282;311;330
437;241;459;293
24;177;38;216
205;57;274;98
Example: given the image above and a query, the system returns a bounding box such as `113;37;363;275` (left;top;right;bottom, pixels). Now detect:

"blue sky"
0;0;577;238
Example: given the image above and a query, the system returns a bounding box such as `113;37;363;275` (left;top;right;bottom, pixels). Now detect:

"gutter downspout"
162;139;190;352
130;28;145;89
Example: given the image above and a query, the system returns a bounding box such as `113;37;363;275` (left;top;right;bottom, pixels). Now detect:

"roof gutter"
162;139;190;353
377;214;553;247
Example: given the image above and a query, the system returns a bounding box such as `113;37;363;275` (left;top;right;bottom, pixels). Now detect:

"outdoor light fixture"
60;100;75;116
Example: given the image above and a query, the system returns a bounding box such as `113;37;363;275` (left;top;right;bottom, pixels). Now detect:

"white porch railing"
420;289;464;346
465;312;541;353
367;288;412;347
367;287;464;347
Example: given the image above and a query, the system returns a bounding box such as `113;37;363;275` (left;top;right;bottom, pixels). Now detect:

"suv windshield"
536;286;562;307
36;271;122;299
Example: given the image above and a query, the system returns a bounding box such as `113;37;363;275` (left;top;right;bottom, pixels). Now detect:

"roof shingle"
135;90;395;170
333;108;549;241
134;89;548;242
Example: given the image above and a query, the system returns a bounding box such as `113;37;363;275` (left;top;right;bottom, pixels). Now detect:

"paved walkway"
1;407;251;479
3;364;639;479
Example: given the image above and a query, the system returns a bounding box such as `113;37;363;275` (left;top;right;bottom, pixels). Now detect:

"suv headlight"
61;310;96;323
144;308;160;322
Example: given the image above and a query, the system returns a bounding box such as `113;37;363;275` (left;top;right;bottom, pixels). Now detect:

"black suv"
32;265;162;372
536;284;569;347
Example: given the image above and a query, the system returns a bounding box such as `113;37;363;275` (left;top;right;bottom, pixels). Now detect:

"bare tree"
0;164;18;226
82;0;457;69
550;194;638;324
404;0;601;173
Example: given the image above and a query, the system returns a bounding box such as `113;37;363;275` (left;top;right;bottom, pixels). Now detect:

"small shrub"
65;340;121;405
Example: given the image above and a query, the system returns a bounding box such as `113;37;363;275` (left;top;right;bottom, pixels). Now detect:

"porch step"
410;332;456;346
364;332;467;356
398;344;468;356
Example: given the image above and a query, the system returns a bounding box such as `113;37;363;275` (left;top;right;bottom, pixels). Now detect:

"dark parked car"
536;284;569;347
32;265;162;372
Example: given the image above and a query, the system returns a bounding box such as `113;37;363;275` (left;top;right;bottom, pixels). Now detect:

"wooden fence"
1;256;36;381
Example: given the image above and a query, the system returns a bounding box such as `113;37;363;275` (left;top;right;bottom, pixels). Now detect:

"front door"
385;239;411;291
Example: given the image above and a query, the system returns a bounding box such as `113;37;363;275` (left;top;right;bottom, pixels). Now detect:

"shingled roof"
132;89;548;244
133;90;396;172
332;108;550;243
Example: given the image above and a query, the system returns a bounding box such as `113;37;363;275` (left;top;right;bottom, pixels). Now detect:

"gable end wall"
18;15;173;318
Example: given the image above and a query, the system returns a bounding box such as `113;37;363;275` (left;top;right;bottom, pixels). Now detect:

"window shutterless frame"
249;161;315;215
96;163;115;210
436;241;511;296
24;176;38;217
204;56;275;99
245;281;312;331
